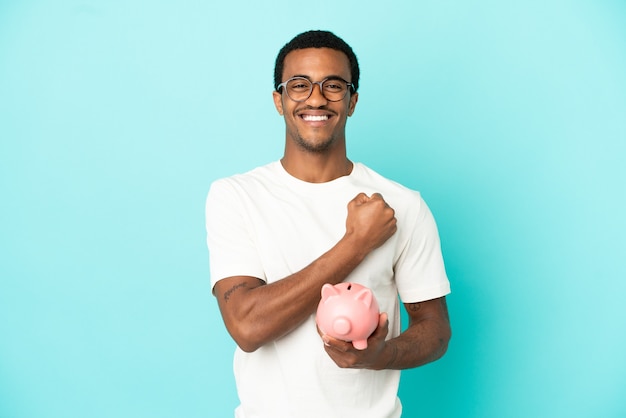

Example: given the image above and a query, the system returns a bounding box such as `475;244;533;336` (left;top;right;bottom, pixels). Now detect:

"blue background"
1;1;625;417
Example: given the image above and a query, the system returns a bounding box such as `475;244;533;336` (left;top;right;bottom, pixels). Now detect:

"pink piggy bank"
316;282;380;350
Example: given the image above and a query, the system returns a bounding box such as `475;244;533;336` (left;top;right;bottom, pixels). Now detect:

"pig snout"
332;317;352;336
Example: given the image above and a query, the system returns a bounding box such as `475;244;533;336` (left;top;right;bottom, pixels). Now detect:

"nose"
305;81;328;106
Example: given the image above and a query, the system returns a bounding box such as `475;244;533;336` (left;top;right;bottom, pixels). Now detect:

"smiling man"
206;30;451;418
274;47;357;157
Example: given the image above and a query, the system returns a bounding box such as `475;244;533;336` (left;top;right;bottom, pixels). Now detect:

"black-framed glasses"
277;77;354;102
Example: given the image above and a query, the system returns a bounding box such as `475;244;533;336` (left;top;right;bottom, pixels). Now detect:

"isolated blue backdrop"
1;1;625;417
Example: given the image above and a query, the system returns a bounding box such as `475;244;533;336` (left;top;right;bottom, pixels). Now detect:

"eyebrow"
292;74;350;82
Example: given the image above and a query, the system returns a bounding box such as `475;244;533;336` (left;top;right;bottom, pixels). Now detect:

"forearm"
214;192;398;352
373;298;451;370
216;233;368;352
376;319;450;370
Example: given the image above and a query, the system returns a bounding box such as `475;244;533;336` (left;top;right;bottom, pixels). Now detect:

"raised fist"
345;193;397;254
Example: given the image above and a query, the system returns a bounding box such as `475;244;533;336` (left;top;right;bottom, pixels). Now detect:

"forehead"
282;48;351;81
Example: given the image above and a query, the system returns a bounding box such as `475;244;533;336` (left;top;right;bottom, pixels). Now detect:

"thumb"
371;312;389;340
379;312;388;328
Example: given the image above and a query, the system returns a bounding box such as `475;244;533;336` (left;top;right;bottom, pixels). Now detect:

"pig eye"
347;284;352;290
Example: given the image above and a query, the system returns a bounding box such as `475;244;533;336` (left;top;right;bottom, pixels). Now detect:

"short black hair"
274;30;360;93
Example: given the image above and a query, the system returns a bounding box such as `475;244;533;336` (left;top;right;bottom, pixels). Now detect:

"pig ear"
321;284;340;300
354;288;373;308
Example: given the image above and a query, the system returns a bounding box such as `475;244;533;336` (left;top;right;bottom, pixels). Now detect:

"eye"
287;79;311;92
323;81;345;92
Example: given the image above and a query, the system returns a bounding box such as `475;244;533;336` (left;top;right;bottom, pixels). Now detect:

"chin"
295;136;336;153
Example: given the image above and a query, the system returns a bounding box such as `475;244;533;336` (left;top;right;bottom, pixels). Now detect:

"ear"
348;93;359;116
273;90;284;115
347;92;358;117
321;283;340;300
354;288;373;308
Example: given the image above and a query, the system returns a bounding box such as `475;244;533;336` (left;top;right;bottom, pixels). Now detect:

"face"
273;48;358;153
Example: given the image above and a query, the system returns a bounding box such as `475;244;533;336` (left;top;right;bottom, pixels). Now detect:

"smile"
301;115;329;122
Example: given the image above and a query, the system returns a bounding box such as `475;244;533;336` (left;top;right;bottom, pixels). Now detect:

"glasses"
277;77;354;102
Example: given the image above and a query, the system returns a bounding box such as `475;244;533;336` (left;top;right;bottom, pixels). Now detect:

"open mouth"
300;114;330;122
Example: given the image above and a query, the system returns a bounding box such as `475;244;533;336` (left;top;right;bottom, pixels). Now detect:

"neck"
280;152;353;183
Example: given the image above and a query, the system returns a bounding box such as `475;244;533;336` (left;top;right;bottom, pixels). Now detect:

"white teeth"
302;115;329;122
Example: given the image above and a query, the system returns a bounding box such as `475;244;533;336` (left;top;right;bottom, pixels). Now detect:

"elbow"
228;323;266;353
238;344;260;354
435;324;452;360
425;322;451;364
237;339;262;353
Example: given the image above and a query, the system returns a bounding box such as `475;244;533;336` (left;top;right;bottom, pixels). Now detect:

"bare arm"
213;193;397;353
321;296;451;370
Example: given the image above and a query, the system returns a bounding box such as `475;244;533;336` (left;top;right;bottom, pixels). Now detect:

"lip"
296;109;335;126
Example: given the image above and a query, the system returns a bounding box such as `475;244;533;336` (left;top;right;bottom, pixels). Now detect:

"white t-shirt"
206;161;450;418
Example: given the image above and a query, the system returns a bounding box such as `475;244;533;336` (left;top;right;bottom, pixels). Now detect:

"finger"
379;311;388;328
322;334;352;352
352;192;370;205
370;192;384;201
316;323;324;338
369;312;389;340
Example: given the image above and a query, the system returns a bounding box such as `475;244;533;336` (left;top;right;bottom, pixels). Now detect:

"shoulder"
353;163;424;208
208;162;280;198
206;163;281;227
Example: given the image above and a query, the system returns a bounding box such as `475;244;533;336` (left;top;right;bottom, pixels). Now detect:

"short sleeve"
394;195;451;303
205;179;266;290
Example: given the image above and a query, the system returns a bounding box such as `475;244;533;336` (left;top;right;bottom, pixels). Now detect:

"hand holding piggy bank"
316;283;380;350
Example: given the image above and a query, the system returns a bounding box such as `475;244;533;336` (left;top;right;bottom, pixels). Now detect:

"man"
206;30;451;418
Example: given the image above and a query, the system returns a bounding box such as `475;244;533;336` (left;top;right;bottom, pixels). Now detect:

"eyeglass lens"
285;78;350;102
